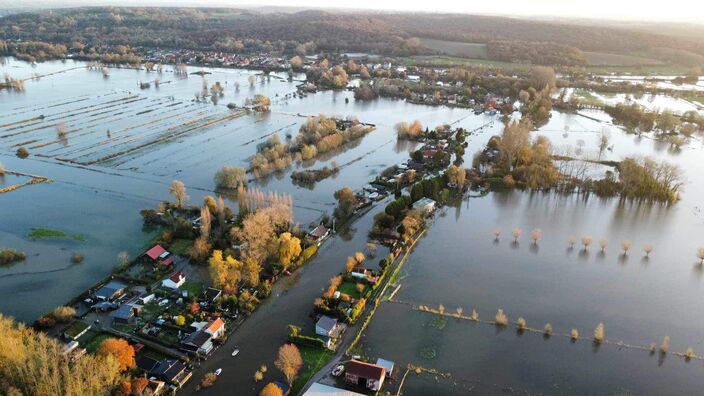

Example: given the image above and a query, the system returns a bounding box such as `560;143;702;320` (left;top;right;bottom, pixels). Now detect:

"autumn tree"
530;66;556;90
334;187;356;219
215;166;247;189
260;382;283;396
445;164;466;188
0;315;121;395
97;338;135;372
253;94;271;112
498;119;532;171
289;55;303;71
277;232;302;269
275;344;303;386
209;250;243;293
231;204;292;263
359;65;371;80
169;180;189;208
242;258;262;288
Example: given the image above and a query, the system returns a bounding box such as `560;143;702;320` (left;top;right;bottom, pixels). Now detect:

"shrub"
571;329;579;340
52;306;76;322
16;147;29;158
71;253;84;264
685;347;695;360
495;309;508;326
0;249;27;265
593;323;604;343
543;323;553;336
660;336;670;353
471;310;478;321
516;317;526;330
201;372;218;388
35;315;56;328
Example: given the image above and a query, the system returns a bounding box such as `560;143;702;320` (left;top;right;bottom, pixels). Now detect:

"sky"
8;0;704;23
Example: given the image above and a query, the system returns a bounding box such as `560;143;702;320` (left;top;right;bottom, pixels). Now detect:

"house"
180;330;214;355
161;272;186;290
204;318;226;339
412;197;436;215
350;267;368;280
189;321;208;332
62;321;91;340
375;358;395;378
308;224;330;245
152;359;192;387
344;360;386;391
302;382;367;396
147;378;166;395
139;293;156;304
61;340;80;355
111;304;141;324
203;287;222;303
94;281;126;301
143;244;174;267
136;355;160;373
315;315;339;337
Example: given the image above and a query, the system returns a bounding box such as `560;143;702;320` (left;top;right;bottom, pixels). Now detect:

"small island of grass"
28;227;86;242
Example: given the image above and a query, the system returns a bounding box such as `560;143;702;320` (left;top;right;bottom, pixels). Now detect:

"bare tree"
621;240;632;255
581;236;593;251
169;180;189;208
512;228;522;242
275;344;302;386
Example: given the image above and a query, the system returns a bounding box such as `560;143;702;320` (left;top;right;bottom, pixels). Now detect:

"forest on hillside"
1;7;702;67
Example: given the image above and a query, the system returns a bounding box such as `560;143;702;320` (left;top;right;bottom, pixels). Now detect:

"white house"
315;315;339;337
204;318;226;339
412;197;436;215
161;272;186;289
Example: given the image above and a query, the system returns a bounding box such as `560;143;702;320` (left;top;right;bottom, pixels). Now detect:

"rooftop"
144;244;167;261
346;360;385;380
316;315;338;332
303;382;367;396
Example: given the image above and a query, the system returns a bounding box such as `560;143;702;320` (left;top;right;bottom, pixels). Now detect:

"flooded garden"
2;56;704;394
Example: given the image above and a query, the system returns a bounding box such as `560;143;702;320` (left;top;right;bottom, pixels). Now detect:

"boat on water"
231;348;240;357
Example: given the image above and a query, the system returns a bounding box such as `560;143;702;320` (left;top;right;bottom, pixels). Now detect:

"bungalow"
204;318;226;339
152;359;192;387
315;315;339;338
63;321;91;340
344;360;386;391
161;272;186;290
308;224;330;245
94;280;126;301
143;244;174;267
412;197;436;215
180;330;214;355
112;304;142;324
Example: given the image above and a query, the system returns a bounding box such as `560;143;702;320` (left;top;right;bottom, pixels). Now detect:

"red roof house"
345;360;386;391
143;245;173;267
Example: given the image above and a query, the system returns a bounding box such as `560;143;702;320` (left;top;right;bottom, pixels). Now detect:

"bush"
0;249;27;265
16;147;29;158
52;306;76;322
71;253;84;263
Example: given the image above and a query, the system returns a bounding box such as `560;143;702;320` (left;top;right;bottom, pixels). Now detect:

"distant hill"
0;7;702;67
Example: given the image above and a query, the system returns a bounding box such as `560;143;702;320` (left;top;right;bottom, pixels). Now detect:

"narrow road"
182;203;385;395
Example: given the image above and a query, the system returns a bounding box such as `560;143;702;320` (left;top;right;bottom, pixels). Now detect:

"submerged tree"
644;244;653;257
495;309;508;326
571;328;579;341
512;228;522;243
599;239;608;252
543;323;553;336
581;236;593;251
169;180;189;208
697;247;704;264
621;240;632;255
594;322;605;343
660;336;670;353
531;228;543;245
493;229;501;241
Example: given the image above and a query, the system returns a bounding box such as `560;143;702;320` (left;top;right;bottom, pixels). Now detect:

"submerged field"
2;56;704;394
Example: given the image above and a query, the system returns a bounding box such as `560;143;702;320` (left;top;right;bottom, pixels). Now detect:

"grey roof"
182;330;212;348
111;304;134;321
153;359;188;383
316;315;338;332
95;281;126;300
375;358;395;374
136;355;160;373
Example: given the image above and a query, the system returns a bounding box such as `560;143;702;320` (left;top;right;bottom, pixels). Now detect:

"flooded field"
2;56;704;394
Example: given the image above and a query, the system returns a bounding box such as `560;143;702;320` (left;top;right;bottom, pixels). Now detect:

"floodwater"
2;57;704;394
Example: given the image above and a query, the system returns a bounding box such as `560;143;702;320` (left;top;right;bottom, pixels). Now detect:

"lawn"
291;345;334;395
168;238;193;256
180;281;203;299
28;227;85;242
338;281;364;299
84;332;113;353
